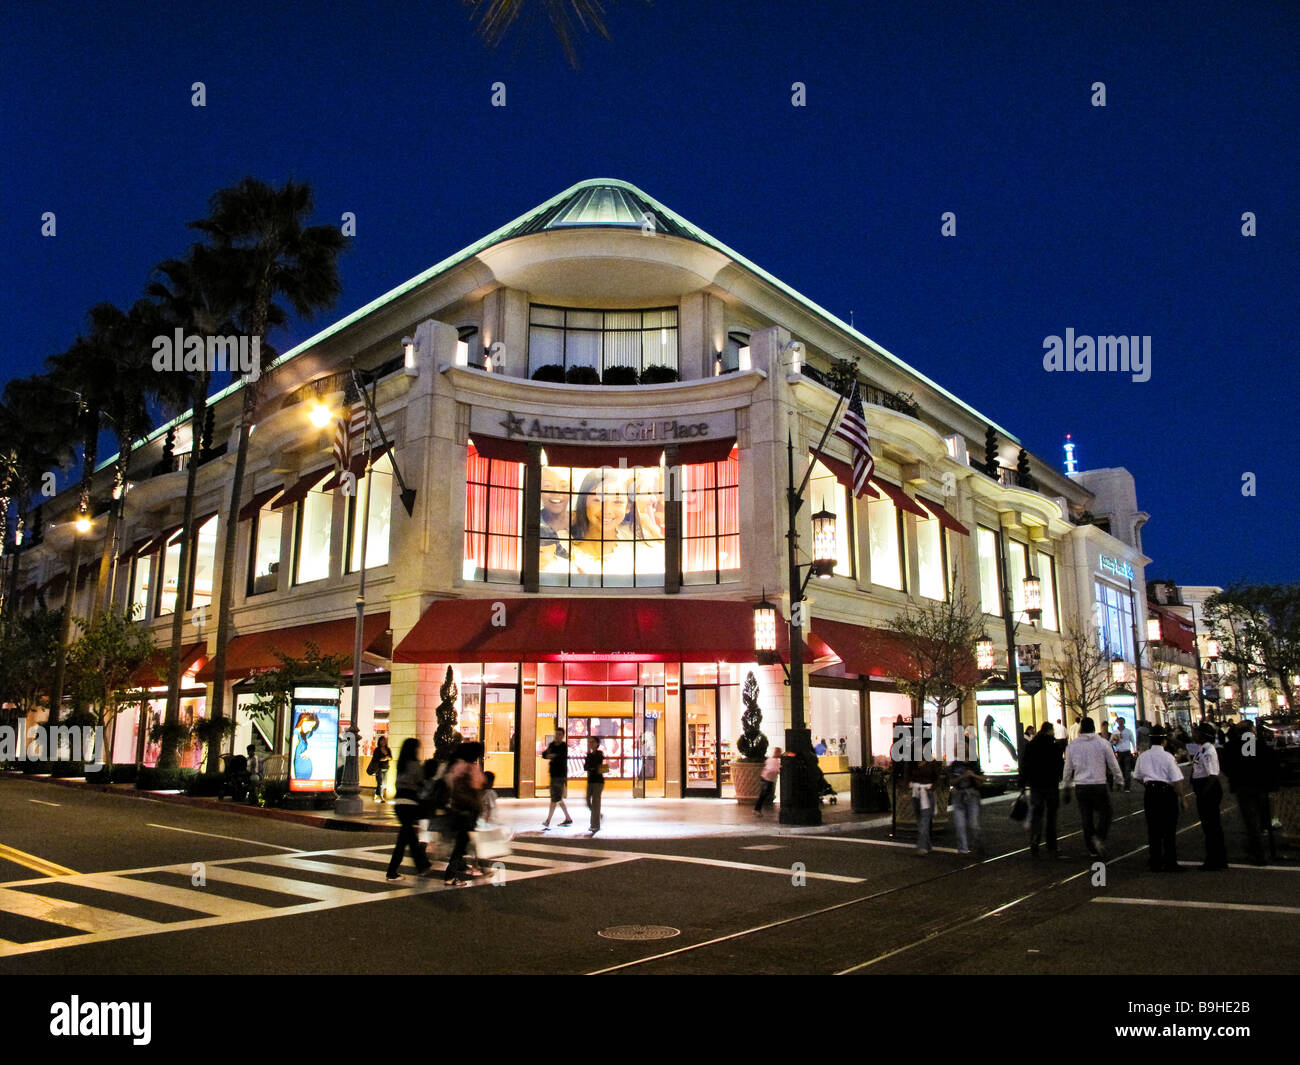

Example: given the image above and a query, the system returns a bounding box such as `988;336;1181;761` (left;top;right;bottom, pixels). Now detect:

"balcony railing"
799;365;920;420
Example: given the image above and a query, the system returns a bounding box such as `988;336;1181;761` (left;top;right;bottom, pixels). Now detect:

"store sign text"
1099;555;1135;580
498;411;711;443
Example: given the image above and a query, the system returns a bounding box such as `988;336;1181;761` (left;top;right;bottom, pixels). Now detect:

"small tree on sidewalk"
245;642;348;760
65;607;156;771
1057;622;1111;727
735;671;768;761
434;666;459;764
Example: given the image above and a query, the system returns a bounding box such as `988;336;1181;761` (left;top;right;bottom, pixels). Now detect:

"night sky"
3;2;1296;584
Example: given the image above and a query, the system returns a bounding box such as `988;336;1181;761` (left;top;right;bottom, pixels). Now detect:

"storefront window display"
1045;678;1066;732
809;686;862;793
541;464;666;588
463;445;524;583
140;696;207;769
808;460;854;577
681;451;741;585
870;691;912;768
248;505;282;596
452;663;518;791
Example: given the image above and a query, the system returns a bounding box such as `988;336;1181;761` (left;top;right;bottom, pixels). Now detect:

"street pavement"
1;773;1296;976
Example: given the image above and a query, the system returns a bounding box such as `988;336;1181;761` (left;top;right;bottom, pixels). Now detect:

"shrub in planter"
186;772;226;797
531;364;566;383
21;760;51;775
84;767;111;785
257;780;289;808
564;365;600;385
137;767;198;791
601;365;639;386
50;760;87;777
731;671;769;803
111;763;139;785
639;365;679;384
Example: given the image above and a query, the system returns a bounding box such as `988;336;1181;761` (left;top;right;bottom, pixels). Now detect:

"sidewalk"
8;772;887;839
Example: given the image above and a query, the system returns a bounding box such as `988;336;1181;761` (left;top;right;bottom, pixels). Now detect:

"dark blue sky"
3;1;1296;584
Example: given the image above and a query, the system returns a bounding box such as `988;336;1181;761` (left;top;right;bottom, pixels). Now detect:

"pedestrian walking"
443;741;485;886
948;745;984;857
754;746;782;814
386;738;433;880
1190;722;1227;870
1111;719;1136;791
1062;716;1122;859
1022;722;1065;858
367;734;392;802
540;727;574;828
1133;725;1187;872
583;737;607;835
906;757;939;855
1222;719;1279;865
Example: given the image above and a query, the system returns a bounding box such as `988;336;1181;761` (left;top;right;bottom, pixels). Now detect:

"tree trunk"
208;399;252;746
160;379;207;770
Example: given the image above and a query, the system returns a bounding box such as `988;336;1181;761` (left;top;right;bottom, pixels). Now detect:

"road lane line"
0;843;77;878
146;823;302;852
1094;897;1300;916
28;799;61;807
513;841;865;882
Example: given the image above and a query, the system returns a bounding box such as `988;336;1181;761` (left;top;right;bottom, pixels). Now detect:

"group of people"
539;466;666;577
1021;715;1279;870
385;737;500;887
540;727;609;834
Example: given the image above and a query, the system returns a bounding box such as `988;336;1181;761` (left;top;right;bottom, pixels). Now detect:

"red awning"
541;442;665;468
319;444;393;493
811;449;879;497
811;616;981;683
129;643;207;689
871;477;928;518
138;524;183;556
917;497;970;536
194;612;391;682
270;467;332;510
469;436;530;464
1149;604;1197;654
394;598;831;664
676;437;737;464
239;485;285;522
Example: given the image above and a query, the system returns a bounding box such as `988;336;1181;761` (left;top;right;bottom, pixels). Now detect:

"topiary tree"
735;670;768;761
434;665;459;762
983;426;999;478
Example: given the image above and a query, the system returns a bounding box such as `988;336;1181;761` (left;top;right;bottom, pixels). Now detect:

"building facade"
14;179;1165;796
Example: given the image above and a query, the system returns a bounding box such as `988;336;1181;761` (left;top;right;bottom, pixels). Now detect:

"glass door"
483;686;518;794
684;686;719;796
633;688;646;798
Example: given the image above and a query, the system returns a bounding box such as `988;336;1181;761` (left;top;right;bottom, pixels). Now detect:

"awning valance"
811;616;980;683
917;497;970;536
811;449;878;498
129;643;207;689
469;436;530;464
270;467;332;511
394;597;831;664
1149;604;1197;654
238;485;285;522
138;524;183;557
469;436;739;470
194;612;391;682
871;477;928;518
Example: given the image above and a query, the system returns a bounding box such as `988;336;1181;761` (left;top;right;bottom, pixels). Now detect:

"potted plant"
731;671;768;802
531;364;565;383
601;365;638;386
639;365;679;384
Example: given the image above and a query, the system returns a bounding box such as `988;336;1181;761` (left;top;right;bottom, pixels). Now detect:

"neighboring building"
13;179;1157;797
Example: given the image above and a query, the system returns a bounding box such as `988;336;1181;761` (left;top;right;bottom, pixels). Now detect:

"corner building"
21;180;1159;798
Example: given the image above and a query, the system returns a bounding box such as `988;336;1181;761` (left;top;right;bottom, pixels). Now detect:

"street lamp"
976;637;996;672
309;402;333;429
753;592;778;667
1178;670;1191;692
1146;616;1163;644
810;504;837;579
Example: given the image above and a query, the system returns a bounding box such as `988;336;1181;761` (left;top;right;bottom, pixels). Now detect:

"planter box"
731;760;763;803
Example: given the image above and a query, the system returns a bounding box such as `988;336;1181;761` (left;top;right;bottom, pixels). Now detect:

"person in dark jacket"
386;738;432;880
1222;720;1279;864
370;735;391;802
1022;722;1065;858
442;741;486;886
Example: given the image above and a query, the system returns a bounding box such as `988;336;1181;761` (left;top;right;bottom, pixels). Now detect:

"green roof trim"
103;177;1016;473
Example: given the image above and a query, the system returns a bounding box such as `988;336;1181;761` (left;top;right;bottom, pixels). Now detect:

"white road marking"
741;845;784;851
513;841;864;883
1094;897;1300;916
27;799;61;808
146;823;301;852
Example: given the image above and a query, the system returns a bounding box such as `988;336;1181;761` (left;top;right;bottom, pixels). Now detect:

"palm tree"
146;247;238;769
188;178;347;760
462;0;635;68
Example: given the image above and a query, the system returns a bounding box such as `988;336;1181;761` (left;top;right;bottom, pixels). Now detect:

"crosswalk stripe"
77;873;275;919
0;887;156;935
200;866;370;905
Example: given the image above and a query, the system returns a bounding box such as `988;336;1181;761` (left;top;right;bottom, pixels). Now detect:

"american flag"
333;381;369;473
833;381;874;497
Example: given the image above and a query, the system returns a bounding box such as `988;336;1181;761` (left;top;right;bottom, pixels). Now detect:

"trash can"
850;766;872;813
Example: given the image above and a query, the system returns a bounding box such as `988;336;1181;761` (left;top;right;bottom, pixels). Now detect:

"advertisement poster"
1105;696;1136;741
289;688;341;793
975;688;1020;776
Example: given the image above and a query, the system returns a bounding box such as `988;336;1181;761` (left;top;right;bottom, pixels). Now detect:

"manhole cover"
597;925;681;941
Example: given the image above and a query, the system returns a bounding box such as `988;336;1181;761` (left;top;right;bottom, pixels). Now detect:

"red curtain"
465;446;523;580
682;450;740;576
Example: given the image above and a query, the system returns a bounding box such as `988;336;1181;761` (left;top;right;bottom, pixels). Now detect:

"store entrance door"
684;686;720;797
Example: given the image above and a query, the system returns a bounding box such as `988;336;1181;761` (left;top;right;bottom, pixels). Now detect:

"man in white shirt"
1133;725;1187;872
1111;719;1137;791
1063;716;1123;859
1190;722;1227;870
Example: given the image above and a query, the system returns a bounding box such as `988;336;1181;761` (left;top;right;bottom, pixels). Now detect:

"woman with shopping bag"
442;742;485;887
385;739;433;880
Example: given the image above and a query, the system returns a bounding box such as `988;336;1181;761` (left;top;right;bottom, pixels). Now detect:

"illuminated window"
348;453;393;572
1037;553;1059;631
157;533;183;616
294;484;333;584
1094;582;1133;661
1007;540;1029;615
129;554;151;620
977;526;1001;615
528;305;678;377
681;450;741;585
916;513;947;601
464;444;523;583
188;515;218;611
248;505;282;596
808;460;854;577
868;493;904;591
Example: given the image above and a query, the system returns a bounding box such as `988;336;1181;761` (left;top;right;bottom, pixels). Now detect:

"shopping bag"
1009;791;1029;822
469;822;512;860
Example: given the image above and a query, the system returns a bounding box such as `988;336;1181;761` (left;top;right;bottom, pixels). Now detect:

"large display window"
868;493;904;591
463;444;524;583
248;505;282;596
348;453;394;572
916;514;947;601
527;304;678;377
129;554;151;620
808;460;854;577
294;483;333;584
1037;552;1059;631
540;464;666;587
157;533;183;616
450;662;519;792
977;526;1002;615
189;515;218;611
681;450;741;584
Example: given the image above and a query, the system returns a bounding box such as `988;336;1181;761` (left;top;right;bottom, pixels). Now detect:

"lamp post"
49;501;92;731
1126;577;1149;725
